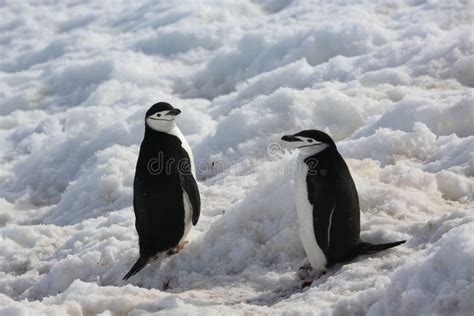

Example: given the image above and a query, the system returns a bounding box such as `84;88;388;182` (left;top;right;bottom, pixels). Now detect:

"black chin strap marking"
148;117;173;122
298;143;323;149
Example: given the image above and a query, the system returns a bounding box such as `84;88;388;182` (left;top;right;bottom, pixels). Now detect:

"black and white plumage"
281;130;405;278
124;102;200;280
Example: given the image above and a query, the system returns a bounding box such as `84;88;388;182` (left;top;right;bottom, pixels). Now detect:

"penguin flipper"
178;148;201;225
133;175;147;227
123;255;150;280
133;175;153;248
311;200;335;255
303;157;338;256
308;186;336;257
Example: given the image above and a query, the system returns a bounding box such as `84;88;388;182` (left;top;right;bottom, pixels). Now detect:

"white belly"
172;126;196;177
173;125;195;243
179;191;193;244
294;156;327;271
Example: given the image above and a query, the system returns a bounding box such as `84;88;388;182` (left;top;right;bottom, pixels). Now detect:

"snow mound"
0;0;473;314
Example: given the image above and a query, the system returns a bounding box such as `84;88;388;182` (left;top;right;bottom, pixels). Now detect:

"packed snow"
1;0;473;314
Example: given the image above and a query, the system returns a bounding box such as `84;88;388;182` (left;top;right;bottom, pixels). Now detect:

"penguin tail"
358;240;406;255
123;256;150;281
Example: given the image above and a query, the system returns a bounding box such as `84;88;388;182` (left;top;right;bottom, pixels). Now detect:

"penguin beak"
281;135;299;142
168;108;181;116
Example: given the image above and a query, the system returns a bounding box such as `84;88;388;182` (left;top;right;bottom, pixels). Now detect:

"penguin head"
281;130;336;155
145;102;181;132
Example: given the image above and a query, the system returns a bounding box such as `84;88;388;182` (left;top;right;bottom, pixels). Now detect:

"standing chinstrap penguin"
281;130;405;281
124;102;200;280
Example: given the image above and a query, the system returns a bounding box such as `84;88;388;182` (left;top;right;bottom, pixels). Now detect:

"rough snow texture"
1;0;473;315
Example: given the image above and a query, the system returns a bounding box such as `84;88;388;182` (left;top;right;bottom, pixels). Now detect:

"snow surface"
0;0;473;314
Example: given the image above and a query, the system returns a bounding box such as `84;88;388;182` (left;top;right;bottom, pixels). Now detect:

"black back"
133;126;198;257
304;147;360;265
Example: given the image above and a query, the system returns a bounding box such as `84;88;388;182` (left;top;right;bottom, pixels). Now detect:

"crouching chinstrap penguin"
281;130;405;280
124;102;200;280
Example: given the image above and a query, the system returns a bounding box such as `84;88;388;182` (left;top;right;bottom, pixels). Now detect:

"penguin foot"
297;263;313;280
302;278;314;288
300;272;326;288
166;241;188;256
166;248;178;256
299;262;311;270
297;265;325;281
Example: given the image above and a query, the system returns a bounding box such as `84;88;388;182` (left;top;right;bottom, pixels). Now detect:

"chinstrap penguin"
124;102;200;280
281;130;405;282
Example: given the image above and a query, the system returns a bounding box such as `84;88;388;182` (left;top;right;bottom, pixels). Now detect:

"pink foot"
300;262;311;269
297;262;313;279
297;264;326;281
302;278;313;288
166;241;189;256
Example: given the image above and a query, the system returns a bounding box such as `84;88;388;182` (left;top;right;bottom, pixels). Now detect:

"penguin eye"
156;114;161;117
308;139;313;143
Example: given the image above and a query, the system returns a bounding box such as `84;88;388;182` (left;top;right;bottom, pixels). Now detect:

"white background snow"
1;0;473;314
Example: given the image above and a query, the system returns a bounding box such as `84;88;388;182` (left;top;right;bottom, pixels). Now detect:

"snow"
0;0;473;314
